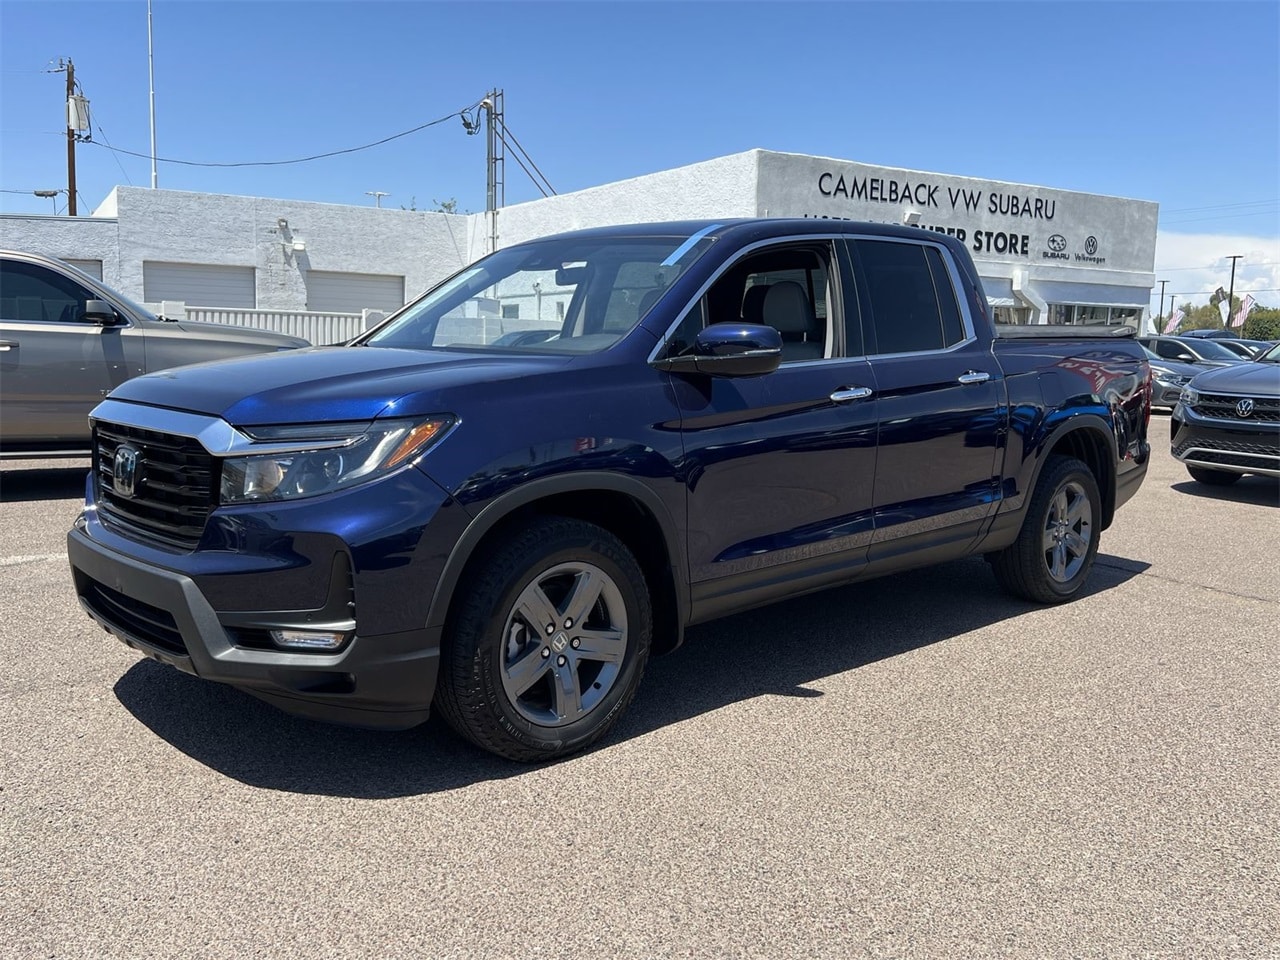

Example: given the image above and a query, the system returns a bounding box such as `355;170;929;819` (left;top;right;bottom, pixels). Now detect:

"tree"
432;198;462;214
1243;306;1280;341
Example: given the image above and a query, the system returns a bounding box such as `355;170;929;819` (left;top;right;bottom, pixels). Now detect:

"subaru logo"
112;444;140;498
1047;234;1067;252
1236;398;1255;418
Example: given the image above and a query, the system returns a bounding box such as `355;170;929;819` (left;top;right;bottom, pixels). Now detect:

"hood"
108;344;573;424
1190;360;1280;395
146;317;309;348
1148;358;1201;379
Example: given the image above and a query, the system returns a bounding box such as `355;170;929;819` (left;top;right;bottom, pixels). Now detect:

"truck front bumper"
65;463;464;730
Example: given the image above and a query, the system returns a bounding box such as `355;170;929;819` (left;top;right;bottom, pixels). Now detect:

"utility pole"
365;191;390;208
1225;255;1243;329
1169;295;1177;332
65;59;77;216
148;0;158;188
482;89;504;253
1157;279;1168;329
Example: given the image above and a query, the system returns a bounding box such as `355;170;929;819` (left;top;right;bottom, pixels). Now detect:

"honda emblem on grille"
112;444;140;498
1236;398;1255;418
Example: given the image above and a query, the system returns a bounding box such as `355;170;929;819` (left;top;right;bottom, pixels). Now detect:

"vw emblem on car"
1084;236;1098;255
1047;234;1067;252
112;445;141;498
1236;398;1255;418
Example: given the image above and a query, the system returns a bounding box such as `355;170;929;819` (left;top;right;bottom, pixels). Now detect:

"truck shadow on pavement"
1171;477;1280;507
0;465;91;503
113;554;1148;798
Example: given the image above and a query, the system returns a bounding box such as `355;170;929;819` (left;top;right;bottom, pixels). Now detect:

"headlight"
219;416;453;504
1179;386;1199;407
1153;371;1177;384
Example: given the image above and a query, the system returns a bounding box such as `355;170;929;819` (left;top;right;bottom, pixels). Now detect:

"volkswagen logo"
1236;398;1255;418
1084;236;1099;255
1047;234;1067;252
112;444;141;498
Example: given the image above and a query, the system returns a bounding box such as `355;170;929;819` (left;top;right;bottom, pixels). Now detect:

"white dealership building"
0;148;1157;332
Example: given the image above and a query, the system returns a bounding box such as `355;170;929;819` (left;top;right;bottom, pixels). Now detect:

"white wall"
0;148;1157;322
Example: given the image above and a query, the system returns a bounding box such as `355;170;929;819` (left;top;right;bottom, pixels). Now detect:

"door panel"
844;238;1006;559
675;361;879;585
665;239;879;609
0;258;146;445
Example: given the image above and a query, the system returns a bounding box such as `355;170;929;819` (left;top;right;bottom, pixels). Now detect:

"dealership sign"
755;152;1158;275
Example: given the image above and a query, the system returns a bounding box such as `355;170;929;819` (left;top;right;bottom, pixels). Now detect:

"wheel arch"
427;474;688;655
1031;414;1119;530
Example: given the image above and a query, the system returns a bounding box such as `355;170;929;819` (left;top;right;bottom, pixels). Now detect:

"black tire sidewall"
464;524;651;758
1030;459;1101;601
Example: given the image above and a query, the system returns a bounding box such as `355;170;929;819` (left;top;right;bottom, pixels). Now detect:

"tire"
1187;465;1241;486
992;455;1102;604
435;516;652;762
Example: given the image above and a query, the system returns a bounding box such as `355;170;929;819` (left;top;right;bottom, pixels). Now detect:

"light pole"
1157;279;1168;330
33;189;60;214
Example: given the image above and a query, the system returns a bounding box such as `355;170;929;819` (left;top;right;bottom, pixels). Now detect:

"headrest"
762;280;813;334
741;284;770;324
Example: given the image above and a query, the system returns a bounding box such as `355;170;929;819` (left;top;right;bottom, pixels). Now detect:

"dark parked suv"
1172;342;1280;484
68;220;1151;761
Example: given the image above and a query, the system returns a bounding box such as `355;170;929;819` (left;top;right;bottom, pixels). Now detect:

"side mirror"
83;300;120;325
653;323;782;377
1174;352;1197;363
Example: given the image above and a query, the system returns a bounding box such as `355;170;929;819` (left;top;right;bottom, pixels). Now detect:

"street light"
33;189;61;214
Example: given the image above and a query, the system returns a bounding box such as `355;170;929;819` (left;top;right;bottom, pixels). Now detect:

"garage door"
143;262;256;308
305;271;405;314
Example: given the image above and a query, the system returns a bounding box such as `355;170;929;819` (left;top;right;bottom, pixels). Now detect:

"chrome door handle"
830;386;873;403
0;341;15;352
957;370;990;385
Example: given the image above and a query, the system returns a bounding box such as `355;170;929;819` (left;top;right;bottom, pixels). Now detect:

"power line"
1158;261;1280;272
85;99;486;168
1161;210;1280;225
1161;198;1278;214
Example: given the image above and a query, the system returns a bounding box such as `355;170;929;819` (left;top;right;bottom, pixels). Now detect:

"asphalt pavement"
1;415;1277;959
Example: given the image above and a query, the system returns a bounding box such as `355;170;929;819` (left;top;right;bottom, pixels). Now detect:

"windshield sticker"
660;223;723;267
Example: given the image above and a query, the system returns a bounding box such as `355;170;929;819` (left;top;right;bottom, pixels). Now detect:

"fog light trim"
270;629;348;651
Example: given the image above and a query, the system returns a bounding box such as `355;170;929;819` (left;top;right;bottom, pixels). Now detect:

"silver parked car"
0;250;308;457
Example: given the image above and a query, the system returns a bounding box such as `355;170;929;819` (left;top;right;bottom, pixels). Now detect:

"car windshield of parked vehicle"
362;234;715;354
1257;342;1280;362
1183;338;1245;361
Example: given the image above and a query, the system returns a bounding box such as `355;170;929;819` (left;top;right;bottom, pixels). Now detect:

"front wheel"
992;455;1101;604
435;517;652;762
1187;465;1241;486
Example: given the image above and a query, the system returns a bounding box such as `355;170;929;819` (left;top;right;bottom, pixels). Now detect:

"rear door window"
852;240;967;355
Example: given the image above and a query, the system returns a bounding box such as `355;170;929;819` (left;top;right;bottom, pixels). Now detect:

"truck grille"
94;421;218;549
1193;393;1280;423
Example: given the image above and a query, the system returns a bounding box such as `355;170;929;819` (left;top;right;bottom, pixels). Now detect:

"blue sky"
2;0;1278;310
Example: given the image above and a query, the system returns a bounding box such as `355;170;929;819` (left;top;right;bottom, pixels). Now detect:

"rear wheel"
992;455;1101;604
435;517;652;762
1187;465;1241;486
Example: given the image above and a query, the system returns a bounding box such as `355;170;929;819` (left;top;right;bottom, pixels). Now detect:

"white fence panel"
163;306;387;345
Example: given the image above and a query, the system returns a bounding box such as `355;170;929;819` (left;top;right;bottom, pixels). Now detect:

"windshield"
363;233;715;354
1184;338;1244;361
1258;342;1280;362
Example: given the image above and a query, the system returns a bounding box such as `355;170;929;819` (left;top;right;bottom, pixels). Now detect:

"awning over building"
980;277;1016;308
1032;281;1149;307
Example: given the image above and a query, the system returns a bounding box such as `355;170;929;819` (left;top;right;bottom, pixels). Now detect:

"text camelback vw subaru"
69;220;1151;761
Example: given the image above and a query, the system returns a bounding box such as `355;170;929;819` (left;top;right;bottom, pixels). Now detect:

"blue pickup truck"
68;219;1152;761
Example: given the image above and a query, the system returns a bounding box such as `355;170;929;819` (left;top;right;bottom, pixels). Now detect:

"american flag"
1163;308;1184;335
1231;293;1256;329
